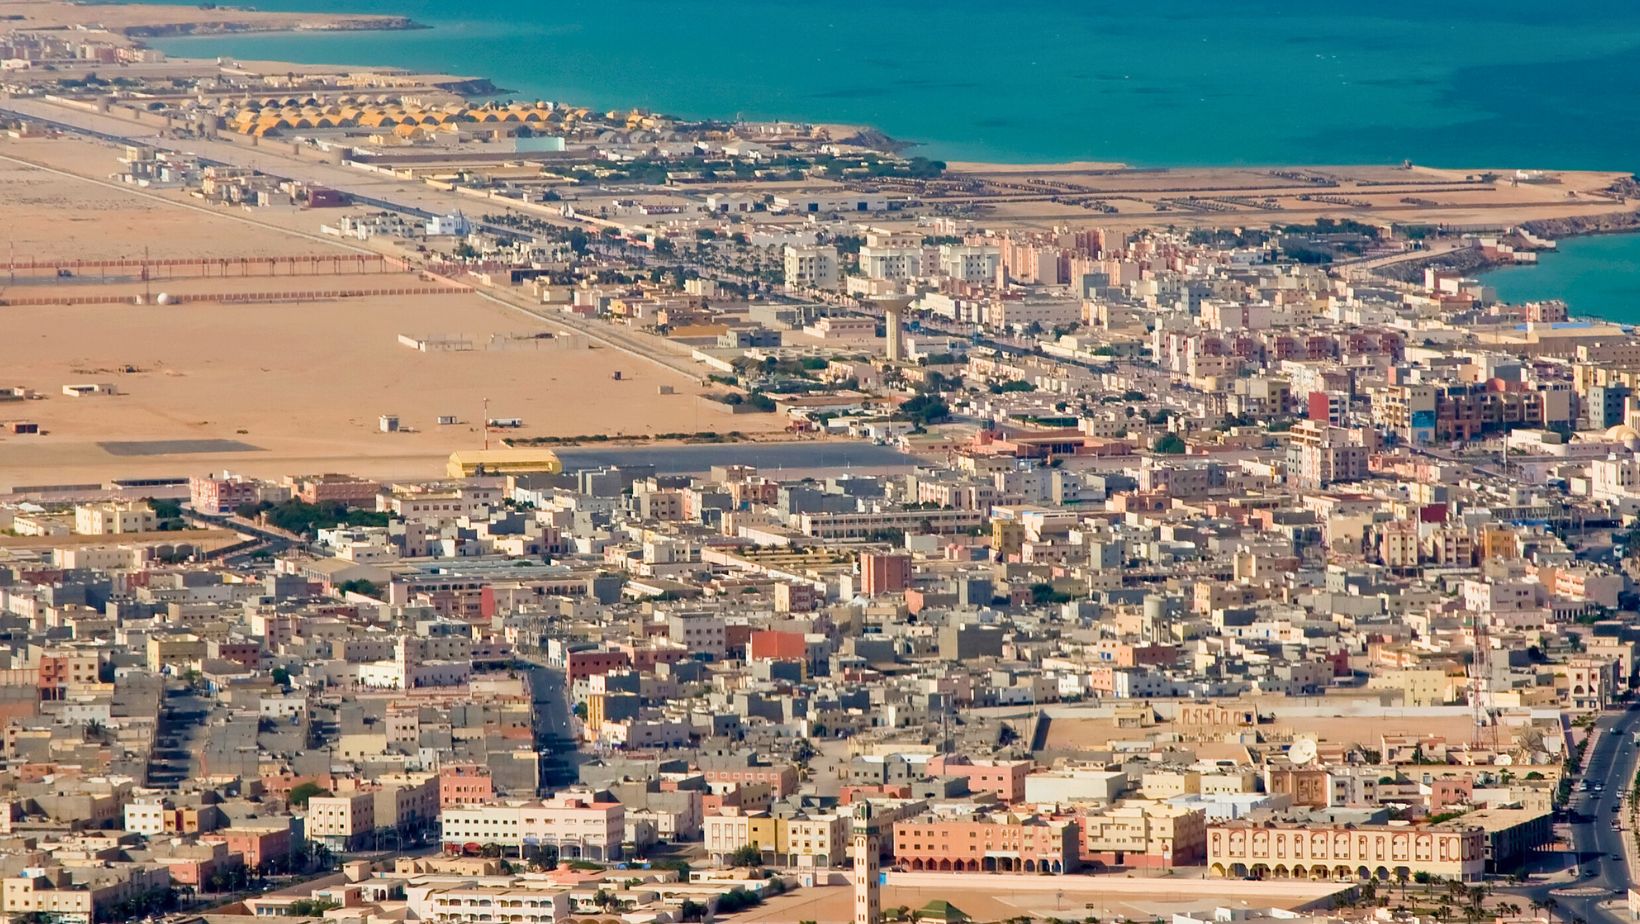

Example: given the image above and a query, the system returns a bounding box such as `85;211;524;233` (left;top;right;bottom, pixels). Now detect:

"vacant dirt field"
0;288;781;488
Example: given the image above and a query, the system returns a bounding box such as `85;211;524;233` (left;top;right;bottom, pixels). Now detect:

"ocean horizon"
136;0;1640;171
132;0;1640;323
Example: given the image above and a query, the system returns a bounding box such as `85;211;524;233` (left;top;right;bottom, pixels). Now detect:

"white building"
74;501;157;536
784;244;840;290
938;244;1001;283
859;230;928;280
406;883;569;924
439;796;625;860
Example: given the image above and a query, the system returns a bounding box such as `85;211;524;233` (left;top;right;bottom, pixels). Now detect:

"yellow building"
1364;668;1461;707
146;635;207;673
446;448;562;478
1208;820;1483;882
703;810;850;868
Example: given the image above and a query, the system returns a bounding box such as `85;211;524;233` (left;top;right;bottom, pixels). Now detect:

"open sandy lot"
0;288;782;488
925;163;1636;232
0;139;361;263
735;873;1344;923
0;134;784;488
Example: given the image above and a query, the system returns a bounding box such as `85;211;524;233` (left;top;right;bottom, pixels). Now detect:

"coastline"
1480;232;1640;327
23;0;1640;321
119;17;428;38
9;1;425;41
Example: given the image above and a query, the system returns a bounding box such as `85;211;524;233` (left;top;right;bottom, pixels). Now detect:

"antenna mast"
1470;613;1497;749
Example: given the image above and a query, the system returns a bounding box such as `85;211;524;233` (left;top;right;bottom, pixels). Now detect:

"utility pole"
482;397;490;450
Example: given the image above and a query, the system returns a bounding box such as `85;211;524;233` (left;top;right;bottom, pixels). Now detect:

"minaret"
852;801;881;924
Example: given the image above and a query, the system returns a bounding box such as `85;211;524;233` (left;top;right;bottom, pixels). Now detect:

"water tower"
872;294;914;364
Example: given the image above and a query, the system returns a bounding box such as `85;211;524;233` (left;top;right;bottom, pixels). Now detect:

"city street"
1507;708;1640;924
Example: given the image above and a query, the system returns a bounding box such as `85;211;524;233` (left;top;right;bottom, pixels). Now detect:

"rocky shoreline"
430;78;510;98
1520;208;1640;241
1371;245;1499;283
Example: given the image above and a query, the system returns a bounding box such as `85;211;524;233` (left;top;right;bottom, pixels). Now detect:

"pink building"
702;765;800;799
925;756;1032;803
439;764;495;809
892;813;1078;874
860;552;912;596
189;472;265;514
292;473;381;508
567;649;632;683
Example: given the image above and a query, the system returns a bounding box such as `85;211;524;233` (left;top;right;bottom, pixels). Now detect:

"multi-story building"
306;792;377;851
858;230;926;280
292;473;382;507
703;809;850;868
1;865;172;924
1078;802;1207;869
439;796;625;861
406;882;570;924
123;800;217;836
701;764;799;799
783;244;840;290
202;822;295;873
439;764;495;809
188;471;272;514
859;552;912;597
1285;421;1372;488
798;508;986;540
1207;819;1484;882
938;244;1001;283
667;614;726;659
890;813;1079;874
73;501;157;535
924;756;1031;803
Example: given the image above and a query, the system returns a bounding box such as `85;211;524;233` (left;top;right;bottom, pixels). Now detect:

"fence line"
1;285;468;307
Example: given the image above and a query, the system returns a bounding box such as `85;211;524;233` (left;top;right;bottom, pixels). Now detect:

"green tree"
728;844;765;867
287;781;330;808
337;579;379;598
1151;433;1187;454
900;394;950;426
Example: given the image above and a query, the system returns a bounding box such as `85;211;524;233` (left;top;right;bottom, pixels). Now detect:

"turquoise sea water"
135;0;1640;170
1484;234;1640;324
130;0;1640;321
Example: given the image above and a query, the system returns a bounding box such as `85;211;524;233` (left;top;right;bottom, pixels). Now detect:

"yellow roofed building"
446;448;562;478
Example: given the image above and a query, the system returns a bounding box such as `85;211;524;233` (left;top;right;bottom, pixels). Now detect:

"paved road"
1509;708;1640;923
518;659;582;789
0;98;550;234
2;98;744;381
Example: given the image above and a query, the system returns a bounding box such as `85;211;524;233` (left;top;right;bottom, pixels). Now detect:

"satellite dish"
1289;738;1318;766
1495;754;1514;766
